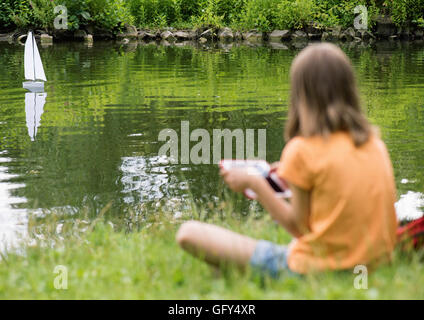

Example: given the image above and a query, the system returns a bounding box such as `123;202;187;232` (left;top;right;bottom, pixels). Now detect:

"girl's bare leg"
176;220;258;269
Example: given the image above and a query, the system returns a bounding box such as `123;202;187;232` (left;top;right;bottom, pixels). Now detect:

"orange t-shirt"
277;132;398;274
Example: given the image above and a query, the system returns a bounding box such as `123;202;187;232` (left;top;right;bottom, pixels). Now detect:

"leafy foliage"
237;0;278;31
191;0;225;28
125;0;422;31
3;0;37;29
274;0;317;30
128;0;180;28
384;0;424;26
1;0;133;32
85;0;133;30
0;0;423;34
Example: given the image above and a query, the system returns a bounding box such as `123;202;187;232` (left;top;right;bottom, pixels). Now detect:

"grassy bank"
0;205;423;299
1;0;424;34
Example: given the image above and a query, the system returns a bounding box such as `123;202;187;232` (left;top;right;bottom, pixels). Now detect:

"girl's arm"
252;177;310;237
220;168;310;238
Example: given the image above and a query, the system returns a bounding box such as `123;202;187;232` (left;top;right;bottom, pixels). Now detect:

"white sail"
25;92;47;141
24;32;35;81
32;35;47;81
24;31;47;82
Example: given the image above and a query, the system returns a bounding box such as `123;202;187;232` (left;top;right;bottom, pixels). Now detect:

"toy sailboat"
23;31;47;92
25;92;47;141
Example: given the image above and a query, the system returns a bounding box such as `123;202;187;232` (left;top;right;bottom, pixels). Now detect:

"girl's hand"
270;161;280;170
220;168;256;193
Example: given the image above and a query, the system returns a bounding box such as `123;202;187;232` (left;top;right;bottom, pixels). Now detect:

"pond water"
0;40;423;248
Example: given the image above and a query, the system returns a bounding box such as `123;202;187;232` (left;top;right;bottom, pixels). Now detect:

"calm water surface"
0;40;423;248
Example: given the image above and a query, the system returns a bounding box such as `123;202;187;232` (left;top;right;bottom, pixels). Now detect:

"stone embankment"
1;16;423;46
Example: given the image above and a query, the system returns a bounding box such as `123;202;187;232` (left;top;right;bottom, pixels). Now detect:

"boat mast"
31;31;36;81
33;93;36;139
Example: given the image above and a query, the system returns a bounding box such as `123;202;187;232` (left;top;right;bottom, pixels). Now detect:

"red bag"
397;216;424;250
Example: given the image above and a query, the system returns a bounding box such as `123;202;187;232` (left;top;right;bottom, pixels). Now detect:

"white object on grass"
219;159;292;200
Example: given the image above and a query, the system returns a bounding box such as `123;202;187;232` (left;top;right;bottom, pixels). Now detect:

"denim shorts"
250;240;297;278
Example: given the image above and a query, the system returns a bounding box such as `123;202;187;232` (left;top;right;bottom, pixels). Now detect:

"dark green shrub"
2;0;132;31
191;0;225;28
30;0;57;30
313;0;379;29
0;0;18;29
274;0;317;29
84;0;133;30
177;0;201;22
214;0;245;25
384;0;424;26
128;0;182;28
239;0;279;31
1;0;36;30
2;0;423;32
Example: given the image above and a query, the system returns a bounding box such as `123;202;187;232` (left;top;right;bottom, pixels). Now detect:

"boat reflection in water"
25;91;46;141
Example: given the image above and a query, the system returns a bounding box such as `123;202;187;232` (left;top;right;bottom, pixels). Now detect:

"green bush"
1;0;133;32
415;17;424;27
191;0;225;28
1;0;423;33
384;0;424;26
85;0;133;31
30;0;58;30
128;0;188;28
176;0;201;22
238;0;279;31
274;0;317;30
214;0;245;25
0;0;19;29
313;0;380;29
1;0;37;30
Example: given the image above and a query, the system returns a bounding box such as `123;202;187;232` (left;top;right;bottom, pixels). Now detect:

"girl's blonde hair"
285;43;372;147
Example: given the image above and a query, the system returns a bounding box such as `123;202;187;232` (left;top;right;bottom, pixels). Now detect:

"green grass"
0;206;423;299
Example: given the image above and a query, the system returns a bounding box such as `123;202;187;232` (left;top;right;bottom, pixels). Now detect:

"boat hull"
23;81;44;92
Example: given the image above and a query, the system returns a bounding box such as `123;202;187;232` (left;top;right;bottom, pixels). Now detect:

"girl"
176;43;398;277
